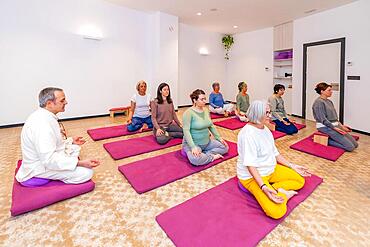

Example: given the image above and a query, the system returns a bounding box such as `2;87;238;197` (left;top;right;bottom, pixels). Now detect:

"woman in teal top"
182;89;229;166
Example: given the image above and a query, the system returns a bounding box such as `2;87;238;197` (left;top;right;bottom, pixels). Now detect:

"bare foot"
140;123;148;132
277;188;298;200
224;112;229;117
212;154;224;161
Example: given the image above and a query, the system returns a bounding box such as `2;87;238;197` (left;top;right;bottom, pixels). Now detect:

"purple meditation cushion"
180;148;187;158
20;177;51;187
237;180;249;193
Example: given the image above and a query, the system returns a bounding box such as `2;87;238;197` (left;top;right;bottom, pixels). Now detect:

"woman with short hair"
268;84;298;135
237;100;310;219
235;81;250;122
127;80;153;132
209;82;235;117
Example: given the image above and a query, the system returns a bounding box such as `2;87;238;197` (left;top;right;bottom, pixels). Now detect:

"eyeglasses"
59;122;67;140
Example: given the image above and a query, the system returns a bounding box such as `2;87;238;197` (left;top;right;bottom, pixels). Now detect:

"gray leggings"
183;139;229;166
154;123;183;145
318;126;358;152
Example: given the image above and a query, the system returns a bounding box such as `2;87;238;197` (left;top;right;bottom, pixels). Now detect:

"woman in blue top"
209;82;235;117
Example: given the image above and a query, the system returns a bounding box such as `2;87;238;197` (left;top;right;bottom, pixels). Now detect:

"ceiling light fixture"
196;12;202;16
210;8;218;12
233;25;238;29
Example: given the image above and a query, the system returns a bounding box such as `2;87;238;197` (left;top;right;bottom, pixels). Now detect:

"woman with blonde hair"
127;80;153;132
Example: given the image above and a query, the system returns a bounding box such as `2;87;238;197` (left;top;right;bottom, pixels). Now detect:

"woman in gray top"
151;83;183;145
268;84;298;135
312;82;358;151
236;82;250;122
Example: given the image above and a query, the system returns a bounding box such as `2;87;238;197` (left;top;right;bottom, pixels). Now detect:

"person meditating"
16;87;100;185
268;84;298;135
237;100;310;219
209;82;234;117
127;80;153;132
151;83;183;145
235;81;250;122
312;82;358;151
182;89;229;166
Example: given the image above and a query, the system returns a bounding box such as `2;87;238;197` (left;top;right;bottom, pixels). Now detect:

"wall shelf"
274;77;292;80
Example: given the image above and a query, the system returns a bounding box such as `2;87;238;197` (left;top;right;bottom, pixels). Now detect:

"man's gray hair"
246;100;268;124
39;87;63;107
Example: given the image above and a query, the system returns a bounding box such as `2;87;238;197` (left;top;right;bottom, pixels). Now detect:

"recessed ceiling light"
210;8;218;12
233;25;238;29
304;9;317;14
196;12;202;16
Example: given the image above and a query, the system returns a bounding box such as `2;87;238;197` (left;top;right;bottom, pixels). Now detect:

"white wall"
148;12;179;106
226;28;274;103
178;24;226;106
0;0;152;125
293;0;370;132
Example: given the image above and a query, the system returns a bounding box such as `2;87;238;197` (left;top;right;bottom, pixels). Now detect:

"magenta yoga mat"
118;141;238;193
156;175;323;247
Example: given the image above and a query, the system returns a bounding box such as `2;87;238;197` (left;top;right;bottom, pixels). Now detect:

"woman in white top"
237;100;311;219
127;80;153;132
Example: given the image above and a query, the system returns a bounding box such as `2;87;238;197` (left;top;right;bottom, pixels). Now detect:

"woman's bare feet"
212;153;224;161
140;123;148;132
277;188;298;200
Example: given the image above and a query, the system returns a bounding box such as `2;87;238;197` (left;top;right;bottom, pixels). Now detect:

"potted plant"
222;35;234;60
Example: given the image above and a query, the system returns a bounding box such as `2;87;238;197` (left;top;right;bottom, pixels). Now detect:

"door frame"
302;37;345;122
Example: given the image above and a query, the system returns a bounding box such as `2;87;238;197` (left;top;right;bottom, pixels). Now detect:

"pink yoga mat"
11;161;95;216
156;175;323;247
294;122;306;130
290;134;359;161
272;130;286;139
87;125;151;141
213;117;247;130
104;135;182;160
210;112;235;119
118;141;238;193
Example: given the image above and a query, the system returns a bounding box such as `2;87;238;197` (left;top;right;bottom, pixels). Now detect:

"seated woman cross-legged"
151;83;183;145
127;80;153;132
237;100;311;219
268;84;298;135
235;81;250;122
312;82;358;151
209;82;235;117
182;89;229;166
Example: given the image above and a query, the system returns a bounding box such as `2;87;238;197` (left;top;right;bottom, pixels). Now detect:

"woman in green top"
236;81;250;122
182;89;229;166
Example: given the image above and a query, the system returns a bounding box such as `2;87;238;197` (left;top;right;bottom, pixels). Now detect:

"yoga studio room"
1;0;369;246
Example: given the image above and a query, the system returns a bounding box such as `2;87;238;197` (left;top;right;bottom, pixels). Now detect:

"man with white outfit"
16;87;100;184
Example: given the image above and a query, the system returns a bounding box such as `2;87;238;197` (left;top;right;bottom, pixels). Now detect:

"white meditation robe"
16;108;90;184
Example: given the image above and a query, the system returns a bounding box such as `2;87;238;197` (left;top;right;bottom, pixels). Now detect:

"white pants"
209;104;235;114
37;143;93;184
237;112;248;122
37;166;93;184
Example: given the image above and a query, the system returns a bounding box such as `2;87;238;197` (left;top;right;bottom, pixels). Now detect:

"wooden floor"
0;108;369;246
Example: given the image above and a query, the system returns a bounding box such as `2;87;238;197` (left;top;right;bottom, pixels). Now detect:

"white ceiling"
105;0;357;34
